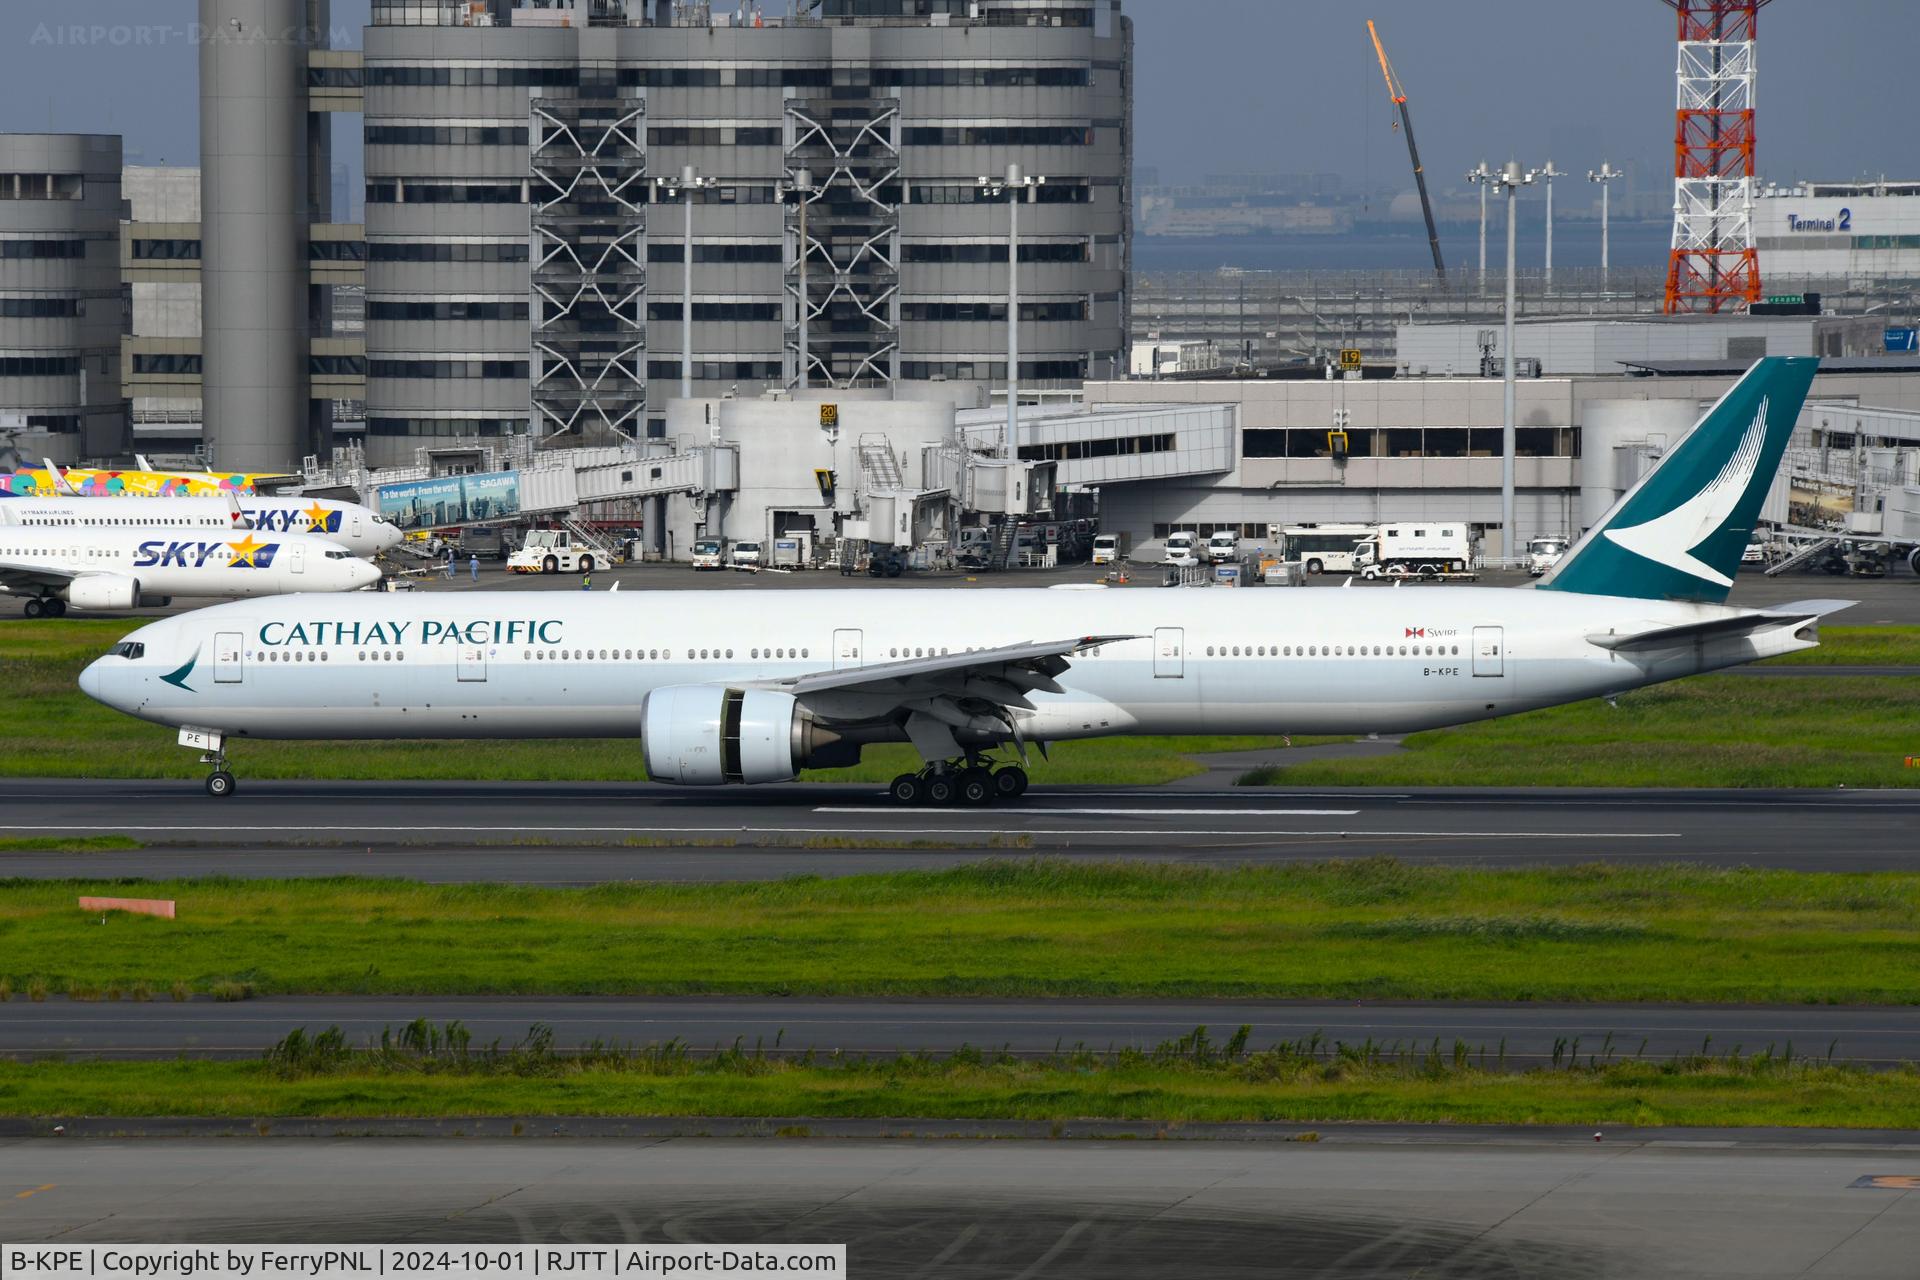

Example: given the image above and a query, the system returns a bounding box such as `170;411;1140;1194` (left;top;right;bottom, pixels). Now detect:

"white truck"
1091;531;1131;564
690;537;726;571
1352;522;1472;579
1527;534;1571;577
507;529;603;575
1205;530;1241;563
1162;531;1200;566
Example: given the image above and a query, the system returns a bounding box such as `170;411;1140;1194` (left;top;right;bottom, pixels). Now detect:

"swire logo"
1405;627;1426;638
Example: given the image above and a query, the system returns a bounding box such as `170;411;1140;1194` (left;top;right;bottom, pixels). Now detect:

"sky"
1;0;1911;206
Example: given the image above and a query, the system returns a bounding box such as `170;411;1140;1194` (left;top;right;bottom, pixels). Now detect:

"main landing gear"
21;595;67;618
887;757;1029;807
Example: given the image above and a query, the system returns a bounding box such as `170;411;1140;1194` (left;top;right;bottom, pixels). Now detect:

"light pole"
1539;160;1563;292
1589;162;1623;286
979;163;1045;462
775;167;818;391
654;165;717;400
1490;162;1538;562
1466;160;1492;291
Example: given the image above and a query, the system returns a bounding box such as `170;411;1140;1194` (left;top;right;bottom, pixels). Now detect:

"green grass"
0;619;1302;784
0;837;141;853
1246;674;1920;789
6;860;1920;1003
2;1030;1915;1128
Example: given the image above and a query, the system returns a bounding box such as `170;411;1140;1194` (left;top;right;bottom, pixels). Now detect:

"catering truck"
1352;522;1472;579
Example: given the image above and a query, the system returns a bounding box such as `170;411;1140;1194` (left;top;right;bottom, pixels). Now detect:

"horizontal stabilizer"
1586;601;1852;654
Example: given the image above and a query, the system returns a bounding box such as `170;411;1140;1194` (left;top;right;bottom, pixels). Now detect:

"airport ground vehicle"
1353;524;1472;579
1163;531;1200;566
1206;531;1241;563
80;359;1840;804
507;529;599;575
690;538;726;570
1528;535;1571;577
1091;532;1130;564
731;541;763;568
457;526;514;561
1275;523;1375;574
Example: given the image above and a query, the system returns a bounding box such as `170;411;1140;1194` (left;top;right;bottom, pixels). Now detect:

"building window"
366;125;529;147
130;354;201;375
131;238;201;261
647;301;781;322
368;242;529;263
365;65;578;88
903;240;1088;264
647;242;784;264
0;239;84;259
365;181;525;205
367;418;528;438
368;300;531;321
902;125;1093;147
368;358;527;379
646;126;782;147
0;298;81;317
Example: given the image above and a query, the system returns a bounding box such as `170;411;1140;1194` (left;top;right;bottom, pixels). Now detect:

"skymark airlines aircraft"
4;526;380;617
0;493;402;559
82;358;1840;803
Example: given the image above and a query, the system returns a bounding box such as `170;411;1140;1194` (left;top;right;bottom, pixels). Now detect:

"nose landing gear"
887;757;1028;806
188;729;237;798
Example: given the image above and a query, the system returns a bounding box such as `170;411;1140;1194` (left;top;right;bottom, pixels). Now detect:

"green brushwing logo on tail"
1540;356;1819;603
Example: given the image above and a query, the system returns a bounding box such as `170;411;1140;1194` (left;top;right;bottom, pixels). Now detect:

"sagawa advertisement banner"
377;471;521;530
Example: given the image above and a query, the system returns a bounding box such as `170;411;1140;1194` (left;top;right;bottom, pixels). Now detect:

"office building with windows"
355;0;1132;465
0;134;128;465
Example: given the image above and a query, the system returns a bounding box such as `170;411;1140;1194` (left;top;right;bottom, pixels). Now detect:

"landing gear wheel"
992;766;1029;799
23;598;45;619
543;555;559;573
923;773;958;806
888;773;925;805
47;598;66;617
957;768;994;806
205;771;236;799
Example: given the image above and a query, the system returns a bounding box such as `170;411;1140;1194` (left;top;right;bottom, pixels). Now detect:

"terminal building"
0;134;128;466
1755;181;1920;284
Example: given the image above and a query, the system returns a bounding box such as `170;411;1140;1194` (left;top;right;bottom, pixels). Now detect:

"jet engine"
641;685;850;784
66;574;139;611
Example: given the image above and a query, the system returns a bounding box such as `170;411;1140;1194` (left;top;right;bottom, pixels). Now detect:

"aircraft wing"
0;559;81;592
755;633;1138;762
1586;601;1853;654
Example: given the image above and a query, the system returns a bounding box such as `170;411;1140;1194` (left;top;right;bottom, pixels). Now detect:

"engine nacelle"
65;574;139;611
642;685;842;785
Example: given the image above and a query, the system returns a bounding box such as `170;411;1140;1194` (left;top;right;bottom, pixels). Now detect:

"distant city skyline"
2;0;1912;218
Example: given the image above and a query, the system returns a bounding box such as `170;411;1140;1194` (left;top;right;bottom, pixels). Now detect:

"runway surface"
6;1136;1920;1276
4;996;1918;1063
3;779;1919;879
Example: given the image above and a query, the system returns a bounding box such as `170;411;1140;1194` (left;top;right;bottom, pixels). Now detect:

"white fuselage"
2;526;381;603
0;495;401;558
81;585;1817;745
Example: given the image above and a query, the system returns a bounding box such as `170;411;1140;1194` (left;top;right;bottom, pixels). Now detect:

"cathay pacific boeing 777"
81;358;1844;803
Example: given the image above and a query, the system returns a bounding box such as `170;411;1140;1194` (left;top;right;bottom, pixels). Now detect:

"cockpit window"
110;641;145;659
326;549;350;559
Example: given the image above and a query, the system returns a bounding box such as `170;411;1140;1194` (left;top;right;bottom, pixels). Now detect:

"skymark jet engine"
65;575;140;611
641;685;850;784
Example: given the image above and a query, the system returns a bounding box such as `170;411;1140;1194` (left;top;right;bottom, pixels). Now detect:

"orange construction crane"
1367;19;1445;281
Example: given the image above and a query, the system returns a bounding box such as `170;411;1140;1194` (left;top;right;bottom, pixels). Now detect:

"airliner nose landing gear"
888;758;1028;806
183;728;237;798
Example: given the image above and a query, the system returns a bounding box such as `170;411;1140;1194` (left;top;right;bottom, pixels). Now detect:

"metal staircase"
561;517;622;563
1764;537;1838;577
986;519;1019;571
858;436;905;493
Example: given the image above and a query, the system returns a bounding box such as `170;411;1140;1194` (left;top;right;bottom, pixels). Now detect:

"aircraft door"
833;628;863;671
351;514;363;540
213;631;245;684
458;645;487;682
288;545;305;575
1153;626;1185;678
1473;626;1504;677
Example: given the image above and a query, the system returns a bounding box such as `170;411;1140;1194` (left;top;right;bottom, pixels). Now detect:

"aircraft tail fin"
43;458;78;496
1538;356;1819;603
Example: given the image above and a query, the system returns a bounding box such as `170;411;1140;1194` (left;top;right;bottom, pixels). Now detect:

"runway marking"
0;823;1683;840
15;1184;55;1200
814;807;1363;817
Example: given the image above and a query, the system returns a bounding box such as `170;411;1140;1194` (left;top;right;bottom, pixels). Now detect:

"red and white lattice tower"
1662;1;1771;314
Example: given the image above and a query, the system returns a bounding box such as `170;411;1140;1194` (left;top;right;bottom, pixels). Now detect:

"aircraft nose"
78;656;107;705
353;559;383;589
